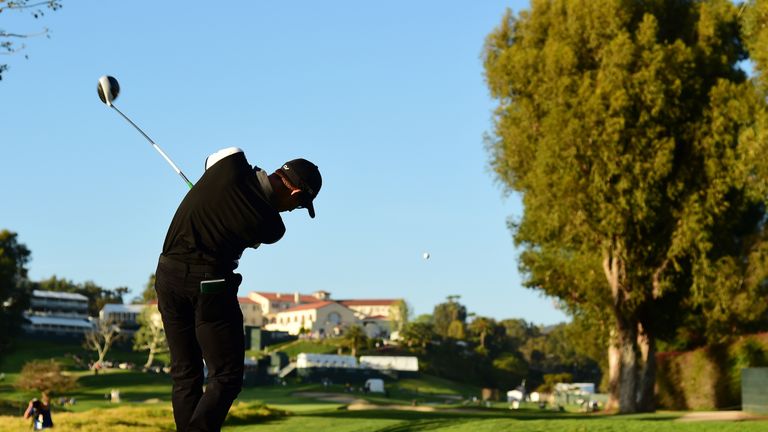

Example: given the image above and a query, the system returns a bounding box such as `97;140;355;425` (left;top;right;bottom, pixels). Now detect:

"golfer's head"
274;159;322;218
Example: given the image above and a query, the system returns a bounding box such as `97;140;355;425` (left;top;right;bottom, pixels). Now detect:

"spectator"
24;395;53;430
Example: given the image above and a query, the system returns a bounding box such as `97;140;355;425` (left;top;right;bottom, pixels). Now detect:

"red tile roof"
253;292;324;303
238;297;257;304
279;301;336;313
364;315;389;320
340;299;397;306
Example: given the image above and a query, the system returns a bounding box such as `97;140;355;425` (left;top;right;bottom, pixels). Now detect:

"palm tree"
341;325;368;357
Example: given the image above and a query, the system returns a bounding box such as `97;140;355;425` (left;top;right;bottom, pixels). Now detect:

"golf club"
97;75;194;189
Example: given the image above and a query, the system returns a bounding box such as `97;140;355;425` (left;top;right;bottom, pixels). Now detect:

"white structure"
507;389;524;402
555;383;595;395
23;315;94;335
296;353;358;369
24;290;94;336
28;290;89;318
361;315;392;339
365;378;385;393
340;299;397;320
359;356;419;372
100;303;146;324
265;301;359;337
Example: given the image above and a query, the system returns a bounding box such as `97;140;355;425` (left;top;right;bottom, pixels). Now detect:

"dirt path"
292;392;368;404
676;411;764;422
293;392;492;414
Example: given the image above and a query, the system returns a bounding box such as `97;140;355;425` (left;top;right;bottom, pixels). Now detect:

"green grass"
3;338;768;431
225;409;768;432
266;339;341;359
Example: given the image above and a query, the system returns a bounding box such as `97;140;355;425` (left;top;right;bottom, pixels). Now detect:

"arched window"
328;312;341;325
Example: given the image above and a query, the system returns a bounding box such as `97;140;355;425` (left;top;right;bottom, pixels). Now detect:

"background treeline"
398;295;601;392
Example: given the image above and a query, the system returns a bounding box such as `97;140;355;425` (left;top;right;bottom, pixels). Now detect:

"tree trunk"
636;323;656;412
602;237;640;413
144;344;156;369
616;317;639;413
606;329;621;410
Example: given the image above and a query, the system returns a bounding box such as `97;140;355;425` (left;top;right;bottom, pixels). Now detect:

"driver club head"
97;75;120;107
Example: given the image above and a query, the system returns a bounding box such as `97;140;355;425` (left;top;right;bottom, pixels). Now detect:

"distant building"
100;303;146;325
248;291;324;317
360;315;392;339
253;291;400;339
23;290;94;336
238;297;262;327
28;290;89;318
339;299;397;320
265;301;359;337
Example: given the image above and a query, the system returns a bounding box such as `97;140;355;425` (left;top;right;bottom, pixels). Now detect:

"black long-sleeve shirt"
161;152;285;267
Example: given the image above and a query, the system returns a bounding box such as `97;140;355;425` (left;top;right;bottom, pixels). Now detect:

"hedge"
656;333;768;410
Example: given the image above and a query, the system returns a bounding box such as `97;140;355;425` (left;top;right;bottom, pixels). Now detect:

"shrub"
14;359;76;395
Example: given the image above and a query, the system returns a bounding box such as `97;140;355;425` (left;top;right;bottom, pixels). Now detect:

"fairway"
2;403;767;432
2;340;767;431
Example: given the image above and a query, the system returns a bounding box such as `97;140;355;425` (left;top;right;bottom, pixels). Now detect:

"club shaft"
111;105;194;189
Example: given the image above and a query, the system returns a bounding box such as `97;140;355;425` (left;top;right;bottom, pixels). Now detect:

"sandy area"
676;411;764;422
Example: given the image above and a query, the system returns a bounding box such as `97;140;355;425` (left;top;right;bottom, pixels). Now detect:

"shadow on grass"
77;371;172;387
301;407;684;423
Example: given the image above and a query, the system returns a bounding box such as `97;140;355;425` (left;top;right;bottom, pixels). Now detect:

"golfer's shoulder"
205;147;247;171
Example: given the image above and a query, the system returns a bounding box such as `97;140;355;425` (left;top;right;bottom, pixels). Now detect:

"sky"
1;1;568;325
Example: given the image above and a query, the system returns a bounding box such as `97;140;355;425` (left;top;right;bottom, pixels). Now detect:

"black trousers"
155;256;245;432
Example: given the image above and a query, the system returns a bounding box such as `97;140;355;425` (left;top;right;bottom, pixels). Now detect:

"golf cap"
279;159;322;218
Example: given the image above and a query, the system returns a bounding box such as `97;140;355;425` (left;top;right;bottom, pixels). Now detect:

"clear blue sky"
1;1;568;325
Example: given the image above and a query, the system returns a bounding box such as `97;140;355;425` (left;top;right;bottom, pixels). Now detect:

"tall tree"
134;273;157;304
468;316;497;352
341;324;368;357
483;0;767;412
400;321;435;350
433;296;467;338
388;299;410;333
0;230;31;355
0;0;63;80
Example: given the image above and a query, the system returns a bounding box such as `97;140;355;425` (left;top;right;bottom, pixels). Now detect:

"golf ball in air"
423;252;430;260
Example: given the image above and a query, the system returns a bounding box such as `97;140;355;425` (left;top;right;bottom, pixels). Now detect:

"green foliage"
133;274;156;304
388;299;410;333
656;333;768;410
0;230;31;356
400;321;436;350
536;372;573;393
468;317;496;352
433;296;467;338
340;325;367;357
483;0;768;411
13;359;75;396
446;320;466;340
133;308;168;368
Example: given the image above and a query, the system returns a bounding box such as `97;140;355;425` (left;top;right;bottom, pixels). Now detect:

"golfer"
154;147;321;431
